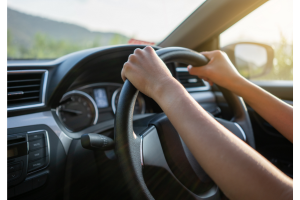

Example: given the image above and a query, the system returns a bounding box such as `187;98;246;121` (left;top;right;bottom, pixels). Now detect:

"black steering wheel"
114;47;255;200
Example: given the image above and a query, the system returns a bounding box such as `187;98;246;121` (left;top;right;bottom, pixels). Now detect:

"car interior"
7;0;293;199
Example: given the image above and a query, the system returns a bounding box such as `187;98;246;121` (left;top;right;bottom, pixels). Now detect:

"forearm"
229;77;293;142
153;78;293;200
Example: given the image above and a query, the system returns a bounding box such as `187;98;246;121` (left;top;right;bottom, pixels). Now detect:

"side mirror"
221;42;274;79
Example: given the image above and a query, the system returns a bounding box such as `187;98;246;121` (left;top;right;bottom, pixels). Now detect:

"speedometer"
56;90;98;132
111;88;145;114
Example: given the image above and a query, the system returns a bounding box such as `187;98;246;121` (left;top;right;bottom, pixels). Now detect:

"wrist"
151;77;185;105
228;75;254;96
225;75;248;93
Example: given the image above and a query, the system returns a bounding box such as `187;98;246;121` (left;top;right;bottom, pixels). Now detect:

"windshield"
7;0;206;59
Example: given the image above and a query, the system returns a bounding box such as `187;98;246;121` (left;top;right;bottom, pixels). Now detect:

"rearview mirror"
221;42;274;79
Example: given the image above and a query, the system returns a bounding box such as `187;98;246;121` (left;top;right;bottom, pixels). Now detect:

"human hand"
121;46;176;99
188;50;244;89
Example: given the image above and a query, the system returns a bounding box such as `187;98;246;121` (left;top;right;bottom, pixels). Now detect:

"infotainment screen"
94;88;109;108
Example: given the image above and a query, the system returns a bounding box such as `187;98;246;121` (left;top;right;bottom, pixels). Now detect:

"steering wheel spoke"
141;125;220;200
141;126;170;170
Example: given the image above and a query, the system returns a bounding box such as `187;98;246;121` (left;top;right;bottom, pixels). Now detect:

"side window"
220;0;292;81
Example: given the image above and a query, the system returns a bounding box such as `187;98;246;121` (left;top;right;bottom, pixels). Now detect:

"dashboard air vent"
7;70;48;110
176;67;206;88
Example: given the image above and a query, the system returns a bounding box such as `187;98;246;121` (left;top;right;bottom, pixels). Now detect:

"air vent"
176;67;207;88
7;70;48;110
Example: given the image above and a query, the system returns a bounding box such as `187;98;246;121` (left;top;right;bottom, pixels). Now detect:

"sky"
7;0;292;45
220;0;293;46
7;0;206;43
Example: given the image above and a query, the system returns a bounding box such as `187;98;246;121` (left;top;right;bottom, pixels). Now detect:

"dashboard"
7;45;219;200
56;83;147;132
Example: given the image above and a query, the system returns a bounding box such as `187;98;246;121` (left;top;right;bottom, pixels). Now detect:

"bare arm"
188;50;293;142
121;46;293;200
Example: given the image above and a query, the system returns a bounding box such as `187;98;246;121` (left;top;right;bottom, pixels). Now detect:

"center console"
8;129;50;198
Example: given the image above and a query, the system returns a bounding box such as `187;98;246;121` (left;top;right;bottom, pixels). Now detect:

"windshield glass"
7;0;206;59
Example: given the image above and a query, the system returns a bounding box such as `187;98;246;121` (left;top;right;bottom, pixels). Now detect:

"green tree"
25;33;82;59
7;31;129;59
7;29;16;58
109;34;128;45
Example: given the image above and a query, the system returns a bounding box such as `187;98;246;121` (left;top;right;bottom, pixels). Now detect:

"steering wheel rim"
114;47;255;200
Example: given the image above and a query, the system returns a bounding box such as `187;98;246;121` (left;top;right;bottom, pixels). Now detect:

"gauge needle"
60;108;83;115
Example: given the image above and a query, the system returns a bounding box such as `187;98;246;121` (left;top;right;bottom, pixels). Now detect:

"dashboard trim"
111;88;146;115
7;70;49;111
234;122;247;141
76;82;122;90
7;111;72;155
111;88;121;114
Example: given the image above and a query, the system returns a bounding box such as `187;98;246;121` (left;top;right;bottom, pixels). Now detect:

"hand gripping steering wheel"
114;47;255;200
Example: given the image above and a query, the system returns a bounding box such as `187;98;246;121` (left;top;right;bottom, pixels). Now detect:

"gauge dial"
112;88;145;114
57;90;98;132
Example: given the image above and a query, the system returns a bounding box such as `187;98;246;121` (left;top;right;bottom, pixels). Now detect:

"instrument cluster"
56;83;146;132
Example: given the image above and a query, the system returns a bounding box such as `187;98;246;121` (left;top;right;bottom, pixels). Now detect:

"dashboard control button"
28;157;47;172
8;170;22;181
28;132;45;141
8;133;26;141
15;179;32;195
8;163;21;173
32;174;48;189
15;133;27;140
29;139;45;151
29;148;46;161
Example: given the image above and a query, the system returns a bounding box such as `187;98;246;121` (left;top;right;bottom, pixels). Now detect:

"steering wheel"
114;47;255;200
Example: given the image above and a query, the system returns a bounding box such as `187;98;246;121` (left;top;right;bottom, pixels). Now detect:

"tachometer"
56;90;98;132
111;88;145;114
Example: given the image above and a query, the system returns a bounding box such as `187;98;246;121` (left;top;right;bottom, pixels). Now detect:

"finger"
144;46;155;54
187;64;207;76
121;62;129;82
121;70;126;82
134;48;143;55
128;54;137;62
121;68;126;82
208;80;214;86
200;51;214;59
202;50;227;60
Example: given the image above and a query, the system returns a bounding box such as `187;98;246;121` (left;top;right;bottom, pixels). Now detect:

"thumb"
200;51;214;60
187;65;207;77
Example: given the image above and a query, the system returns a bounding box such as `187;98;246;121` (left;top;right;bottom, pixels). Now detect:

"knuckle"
128;54;136;61
215;50;223;55
144;46;153;52
134;48;142;54
218;51;226;58
221;51;228;56
123;62;131;71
